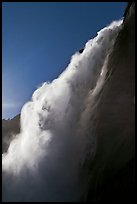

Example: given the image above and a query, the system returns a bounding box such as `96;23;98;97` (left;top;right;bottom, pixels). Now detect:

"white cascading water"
2;20;122;202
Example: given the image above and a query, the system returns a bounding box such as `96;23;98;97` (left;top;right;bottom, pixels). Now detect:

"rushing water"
2;20;122;202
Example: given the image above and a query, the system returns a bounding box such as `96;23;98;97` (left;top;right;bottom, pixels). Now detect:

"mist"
2;20;122;202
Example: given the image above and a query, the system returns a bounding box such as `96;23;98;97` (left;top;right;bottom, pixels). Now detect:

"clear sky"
2;2;127;119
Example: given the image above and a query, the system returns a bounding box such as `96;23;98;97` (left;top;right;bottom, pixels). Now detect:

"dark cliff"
81;2;135;202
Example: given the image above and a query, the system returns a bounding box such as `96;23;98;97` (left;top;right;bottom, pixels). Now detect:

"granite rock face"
82;2;135;202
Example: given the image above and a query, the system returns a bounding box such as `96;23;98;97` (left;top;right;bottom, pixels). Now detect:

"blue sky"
2;2;127;119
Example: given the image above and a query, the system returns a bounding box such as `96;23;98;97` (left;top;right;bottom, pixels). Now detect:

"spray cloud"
2;20;122;202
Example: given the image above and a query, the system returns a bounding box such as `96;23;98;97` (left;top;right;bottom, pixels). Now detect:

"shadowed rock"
79;48;84;54
80;2;135;202
2;115;20;153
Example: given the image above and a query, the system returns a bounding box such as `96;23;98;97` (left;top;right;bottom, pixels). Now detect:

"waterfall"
2;19;122;202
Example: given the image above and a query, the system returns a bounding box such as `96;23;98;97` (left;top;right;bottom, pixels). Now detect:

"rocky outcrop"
2;115;20;153
79;48;84;54
81;2;135;202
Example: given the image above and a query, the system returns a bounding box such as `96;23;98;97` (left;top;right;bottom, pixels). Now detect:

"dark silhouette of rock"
79;48;84;53
80;2;135;202
2;114;20;153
